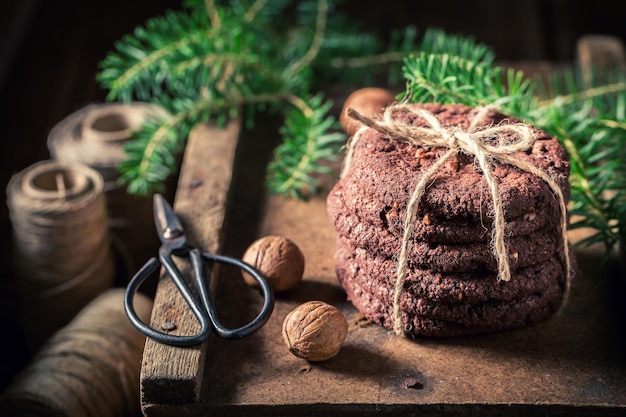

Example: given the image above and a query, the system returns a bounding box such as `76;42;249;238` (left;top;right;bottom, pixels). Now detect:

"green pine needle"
98;0;421;198
266;94;344;199
401;51;535;112
401;43;626;255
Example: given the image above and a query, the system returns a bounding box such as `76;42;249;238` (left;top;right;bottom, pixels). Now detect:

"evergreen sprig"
536;67;626;253
401;40;626;255
267;94;345;198
402;41;534;113
97;0;421;198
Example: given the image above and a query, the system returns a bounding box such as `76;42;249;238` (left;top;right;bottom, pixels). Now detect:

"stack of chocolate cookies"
327;103;575;337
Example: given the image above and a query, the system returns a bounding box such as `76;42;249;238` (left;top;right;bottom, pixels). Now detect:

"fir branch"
599;119;626;130
314;25;419;86
286;0;328;76
100;0;421;198
403;56;535;112
243;0;270;22
532;66;626;254
537;81;626;108
267;94;344;199
330;51;413;69
98;9;216;102
118;116;185;195
204;0;221;27
118;99;209;194
119;90;298;194
418;27;495;64
400;39;626;255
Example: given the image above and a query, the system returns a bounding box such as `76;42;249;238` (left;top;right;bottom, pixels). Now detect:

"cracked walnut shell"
282;301;348;362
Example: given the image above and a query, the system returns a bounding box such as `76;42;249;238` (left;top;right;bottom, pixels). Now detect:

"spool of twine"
0;288;153;417
6;160;115;351
47;102;171;275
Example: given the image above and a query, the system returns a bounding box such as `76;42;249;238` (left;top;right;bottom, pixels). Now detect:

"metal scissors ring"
124;194;274;347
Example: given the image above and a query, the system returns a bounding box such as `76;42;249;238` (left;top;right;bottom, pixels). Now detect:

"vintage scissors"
124;193;274;347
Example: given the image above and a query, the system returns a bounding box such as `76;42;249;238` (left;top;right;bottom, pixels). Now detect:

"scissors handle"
190;249;274;339
124;248;274;347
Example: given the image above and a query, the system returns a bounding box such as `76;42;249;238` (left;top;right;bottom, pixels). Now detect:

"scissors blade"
153;193;185;244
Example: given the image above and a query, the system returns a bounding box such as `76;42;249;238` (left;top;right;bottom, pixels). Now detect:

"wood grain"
140;117;241;407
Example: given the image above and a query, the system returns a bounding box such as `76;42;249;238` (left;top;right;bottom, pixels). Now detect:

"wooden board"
141;119;626;417
140;117;241;406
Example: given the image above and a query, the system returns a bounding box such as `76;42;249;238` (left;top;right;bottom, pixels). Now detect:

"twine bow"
343;103;571;335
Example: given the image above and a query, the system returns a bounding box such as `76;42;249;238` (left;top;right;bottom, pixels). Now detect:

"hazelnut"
282;301;348;362
340;87;395;136
242;235;305;292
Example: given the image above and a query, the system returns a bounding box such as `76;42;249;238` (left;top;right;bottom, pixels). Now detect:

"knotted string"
343;104;571;335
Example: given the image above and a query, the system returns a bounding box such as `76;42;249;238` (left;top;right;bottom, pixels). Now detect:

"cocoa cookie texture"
338;268;563;337
333;223;560;274
327;181;562;244
335;240;572;303
328;103;575;337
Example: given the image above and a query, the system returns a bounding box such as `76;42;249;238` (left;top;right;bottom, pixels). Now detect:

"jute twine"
0;288;153;417
6;160;115;350
343;104;571;336
47;102;171;274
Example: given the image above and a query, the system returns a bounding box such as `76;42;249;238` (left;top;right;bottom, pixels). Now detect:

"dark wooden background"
0;0;624;392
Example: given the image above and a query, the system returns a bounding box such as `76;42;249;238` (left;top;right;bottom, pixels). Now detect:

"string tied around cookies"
344;103;571;336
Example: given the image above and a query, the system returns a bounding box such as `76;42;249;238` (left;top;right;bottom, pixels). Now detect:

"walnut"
241;235;305;292
282;301;348;362
340;87;395;136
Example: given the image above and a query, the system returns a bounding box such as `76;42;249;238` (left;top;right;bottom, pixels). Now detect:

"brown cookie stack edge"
327;103;574;337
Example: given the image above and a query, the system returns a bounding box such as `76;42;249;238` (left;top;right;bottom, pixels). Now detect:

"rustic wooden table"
138;115;626;417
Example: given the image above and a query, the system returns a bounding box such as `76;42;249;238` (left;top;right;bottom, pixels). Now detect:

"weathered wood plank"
140;117;241;408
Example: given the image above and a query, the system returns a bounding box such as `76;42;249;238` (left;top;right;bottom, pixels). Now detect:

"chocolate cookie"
332;220;561;273
404;285;563;326
336;247;568;337
335;240;571;304
336;103;570;222
340;269;561;337
327;179;564;244
328;103;575;337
